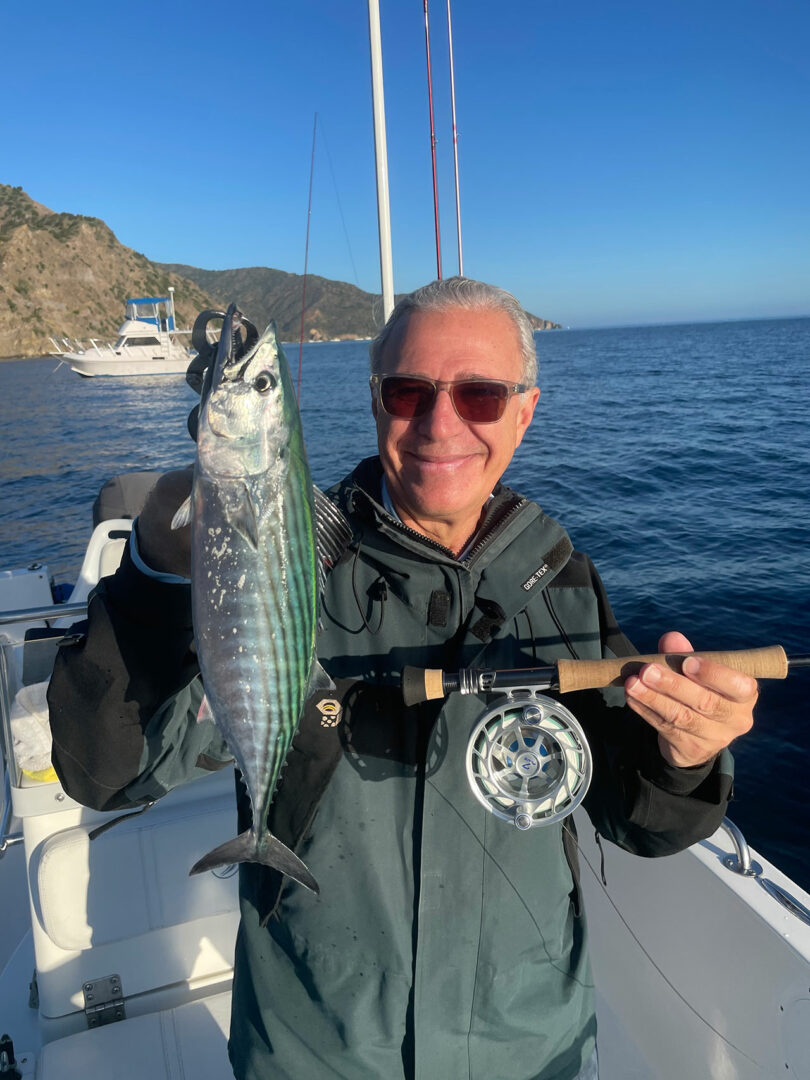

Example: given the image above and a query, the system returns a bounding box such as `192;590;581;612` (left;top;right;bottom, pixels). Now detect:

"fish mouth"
210;304;260;394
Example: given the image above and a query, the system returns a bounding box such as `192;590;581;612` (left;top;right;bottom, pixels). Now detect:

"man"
49;277;757;1080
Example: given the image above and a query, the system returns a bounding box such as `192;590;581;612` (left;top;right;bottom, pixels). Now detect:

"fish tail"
189;828;319;893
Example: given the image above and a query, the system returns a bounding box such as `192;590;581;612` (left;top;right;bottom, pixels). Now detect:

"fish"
176;303;329;891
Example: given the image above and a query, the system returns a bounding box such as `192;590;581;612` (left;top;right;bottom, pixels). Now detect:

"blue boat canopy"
125;296;176;331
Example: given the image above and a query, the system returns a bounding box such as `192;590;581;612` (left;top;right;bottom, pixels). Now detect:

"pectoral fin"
171;496;193;530
227;486;260;550
196;694;215;725
307;659;336;697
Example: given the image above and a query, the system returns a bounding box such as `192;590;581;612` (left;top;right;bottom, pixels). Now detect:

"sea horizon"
2;310;809;364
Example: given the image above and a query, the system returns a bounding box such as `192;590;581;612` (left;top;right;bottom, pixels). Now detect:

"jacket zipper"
368;492;530;568
460;496;528;567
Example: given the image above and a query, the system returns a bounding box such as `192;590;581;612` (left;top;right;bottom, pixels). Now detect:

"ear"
514;387;540;449
370;386;379;419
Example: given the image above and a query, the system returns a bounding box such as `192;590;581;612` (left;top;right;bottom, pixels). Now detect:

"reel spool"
466;690;592;829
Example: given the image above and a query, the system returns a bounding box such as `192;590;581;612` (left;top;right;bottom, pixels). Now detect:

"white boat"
1;483;809;1079
50;291;194;378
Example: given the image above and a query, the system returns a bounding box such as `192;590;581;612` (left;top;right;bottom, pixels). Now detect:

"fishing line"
575;839;761;1067
297;113;318;404
318;117;362;289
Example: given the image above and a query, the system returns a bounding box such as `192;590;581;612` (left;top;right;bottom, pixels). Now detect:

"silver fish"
179;304;327;891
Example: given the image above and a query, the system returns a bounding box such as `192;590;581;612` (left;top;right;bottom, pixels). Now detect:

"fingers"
625;650;757;768
657;630;693;654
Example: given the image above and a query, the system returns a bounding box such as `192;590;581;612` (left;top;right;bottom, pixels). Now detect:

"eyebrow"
388;370;509;382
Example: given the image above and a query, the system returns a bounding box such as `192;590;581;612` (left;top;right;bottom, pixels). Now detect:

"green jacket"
49;458;733;1080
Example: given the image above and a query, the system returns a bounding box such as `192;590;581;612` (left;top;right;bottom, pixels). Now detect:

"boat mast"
423;0;442;279
446;0;463;276
367;0;395;322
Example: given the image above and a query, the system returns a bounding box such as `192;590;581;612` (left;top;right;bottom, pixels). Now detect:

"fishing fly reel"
405;643;801;831
465;689;592;829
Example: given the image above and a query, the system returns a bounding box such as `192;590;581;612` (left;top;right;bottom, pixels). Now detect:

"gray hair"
369;276;538;386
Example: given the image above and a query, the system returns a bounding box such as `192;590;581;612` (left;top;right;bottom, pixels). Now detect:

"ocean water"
1;317;808;889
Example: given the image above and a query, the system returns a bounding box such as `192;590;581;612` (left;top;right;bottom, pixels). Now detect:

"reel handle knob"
557;645;788;693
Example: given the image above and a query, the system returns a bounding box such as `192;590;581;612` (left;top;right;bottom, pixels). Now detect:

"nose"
415;385;466;435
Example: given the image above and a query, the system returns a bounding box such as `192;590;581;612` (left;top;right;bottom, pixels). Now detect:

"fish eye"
253;371;276;394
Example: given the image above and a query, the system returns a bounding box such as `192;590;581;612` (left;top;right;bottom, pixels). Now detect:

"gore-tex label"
522;563;550;591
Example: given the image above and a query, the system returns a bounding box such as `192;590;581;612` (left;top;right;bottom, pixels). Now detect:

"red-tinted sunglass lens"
451;381;508;422
381;378;436;418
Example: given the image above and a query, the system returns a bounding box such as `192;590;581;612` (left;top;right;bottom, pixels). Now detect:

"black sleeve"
47;539;230;812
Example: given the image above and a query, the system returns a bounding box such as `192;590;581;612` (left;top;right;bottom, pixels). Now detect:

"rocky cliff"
0;185;214;358
0;184;560;358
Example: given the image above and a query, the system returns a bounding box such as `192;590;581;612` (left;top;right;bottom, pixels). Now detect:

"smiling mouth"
405;451;477;468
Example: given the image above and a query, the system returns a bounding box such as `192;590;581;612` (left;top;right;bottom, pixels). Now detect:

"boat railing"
88;339;116;355
718;817;810;926
49;337;87;356
0;601;88;857
0;602;88;628
0;768;21;857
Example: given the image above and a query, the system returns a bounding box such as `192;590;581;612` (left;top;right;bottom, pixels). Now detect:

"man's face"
373;306;540;539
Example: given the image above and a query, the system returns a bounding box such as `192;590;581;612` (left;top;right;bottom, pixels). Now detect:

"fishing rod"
423;0;443;279
446;0;463;276
402;645;808;705
401;646;810;833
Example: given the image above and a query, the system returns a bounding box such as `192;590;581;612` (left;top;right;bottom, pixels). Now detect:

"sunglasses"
370;373;529;424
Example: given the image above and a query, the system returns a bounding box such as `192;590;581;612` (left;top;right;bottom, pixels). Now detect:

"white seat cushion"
34;803;239;952
37;991;232;1079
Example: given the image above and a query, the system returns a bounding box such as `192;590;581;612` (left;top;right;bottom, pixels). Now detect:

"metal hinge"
0;1032;22;1078
82;974;126;1028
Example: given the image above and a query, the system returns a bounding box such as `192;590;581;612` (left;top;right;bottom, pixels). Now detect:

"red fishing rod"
446;0;463;276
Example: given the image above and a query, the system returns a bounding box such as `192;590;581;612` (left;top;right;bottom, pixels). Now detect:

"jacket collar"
330;456;571;582
331;456;527;561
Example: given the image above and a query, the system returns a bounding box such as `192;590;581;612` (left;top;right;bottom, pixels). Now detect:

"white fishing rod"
367;0;395;321
446;0;463;276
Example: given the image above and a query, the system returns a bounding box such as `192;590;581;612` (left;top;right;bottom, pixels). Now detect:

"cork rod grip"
556;645;789;693
401;666;446;707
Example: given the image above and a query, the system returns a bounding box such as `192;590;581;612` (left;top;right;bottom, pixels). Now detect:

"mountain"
157;264;385;342
0;185;215;358
0;184;560;358
159;264;562;341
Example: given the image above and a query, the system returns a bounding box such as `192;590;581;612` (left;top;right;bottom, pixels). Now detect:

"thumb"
657;630;694;654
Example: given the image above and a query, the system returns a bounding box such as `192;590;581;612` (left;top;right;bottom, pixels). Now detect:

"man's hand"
625;631;757;767
136;467;194;578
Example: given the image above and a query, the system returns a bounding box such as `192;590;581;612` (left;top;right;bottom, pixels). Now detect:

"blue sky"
3;0;808;327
